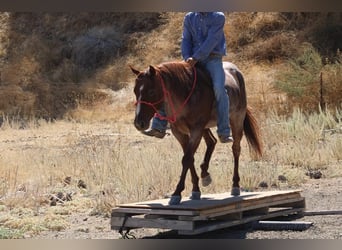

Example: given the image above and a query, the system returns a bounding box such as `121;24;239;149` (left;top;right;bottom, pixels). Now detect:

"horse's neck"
163;76;192;102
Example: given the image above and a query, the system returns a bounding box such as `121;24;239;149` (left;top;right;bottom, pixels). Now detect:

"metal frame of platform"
111;190;305;235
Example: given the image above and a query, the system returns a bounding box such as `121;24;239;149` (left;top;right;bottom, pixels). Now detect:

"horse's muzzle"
134;117;148;131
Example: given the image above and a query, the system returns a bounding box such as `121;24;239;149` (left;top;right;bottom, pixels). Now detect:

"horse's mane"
157;61;192;84
156;61;211;91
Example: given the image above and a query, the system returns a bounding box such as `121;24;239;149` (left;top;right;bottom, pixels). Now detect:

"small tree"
275;43;323;112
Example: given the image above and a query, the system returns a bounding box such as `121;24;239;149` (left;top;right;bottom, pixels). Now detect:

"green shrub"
0;227;24;239
274;43;323;110
275;44;341;111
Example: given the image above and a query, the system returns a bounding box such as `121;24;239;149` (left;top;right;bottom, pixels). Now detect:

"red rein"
136;67;197;124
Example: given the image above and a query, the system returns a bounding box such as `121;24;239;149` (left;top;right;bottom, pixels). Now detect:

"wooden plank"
116;190;302;212
111;215;194;231
303;210;342;216
118;190;300;210
198;196;304;217
178;207;304;235
112;190;304;219
244;207;269;216
144;214;178;220
269;198;305;209
112;207;198;216
215;212;242;221
111;190;305;235
177;197;304;221
239;192;301;208
179;212;242;221
252;221;313;231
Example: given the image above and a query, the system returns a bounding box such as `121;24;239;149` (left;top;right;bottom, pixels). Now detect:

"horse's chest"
172;122;190;135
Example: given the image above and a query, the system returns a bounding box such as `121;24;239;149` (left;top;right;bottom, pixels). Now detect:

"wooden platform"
111;190;305;235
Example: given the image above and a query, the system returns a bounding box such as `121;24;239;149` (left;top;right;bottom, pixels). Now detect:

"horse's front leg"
169;157;189;205
169;128;203;205
200;129;217;187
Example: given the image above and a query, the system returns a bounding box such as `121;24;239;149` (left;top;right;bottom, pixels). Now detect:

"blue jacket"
181;12;227;62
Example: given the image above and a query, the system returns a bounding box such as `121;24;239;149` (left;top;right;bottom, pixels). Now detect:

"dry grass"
0;12;341;238
0;106;341;237
262;108;342;172
238;61;289;114
123;12;184;70
0;13;10;68
226;12;298;61
0;13;168;120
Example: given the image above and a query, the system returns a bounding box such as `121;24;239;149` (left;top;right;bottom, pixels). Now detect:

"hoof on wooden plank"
231;187;240;196
168;195;181;205
189;191;201;200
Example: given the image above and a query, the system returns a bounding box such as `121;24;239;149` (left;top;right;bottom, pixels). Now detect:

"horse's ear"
129;65;140;75
149;65;156;77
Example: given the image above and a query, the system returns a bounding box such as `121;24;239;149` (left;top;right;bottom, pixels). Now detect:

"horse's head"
130;65;164;131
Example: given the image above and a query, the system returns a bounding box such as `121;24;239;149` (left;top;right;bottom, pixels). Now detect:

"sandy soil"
33;176;342;239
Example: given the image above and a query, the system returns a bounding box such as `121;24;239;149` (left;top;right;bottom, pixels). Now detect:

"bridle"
135;66;197;124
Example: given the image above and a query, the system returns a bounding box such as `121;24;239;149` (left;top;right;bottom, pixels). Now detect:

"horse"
130;61;263;205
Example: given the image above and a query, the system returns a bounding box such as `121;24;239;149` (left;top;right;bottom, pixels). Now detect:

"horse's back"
223;61;247;123
222;61;244;94
223;61;239;71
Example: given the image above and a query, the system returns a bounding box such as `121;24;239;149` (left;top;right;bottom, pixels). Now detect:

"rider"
143;12;233;143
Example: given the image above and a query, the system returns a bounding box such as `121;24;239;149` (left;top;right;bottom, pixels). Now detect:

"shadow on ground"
142;224;251;239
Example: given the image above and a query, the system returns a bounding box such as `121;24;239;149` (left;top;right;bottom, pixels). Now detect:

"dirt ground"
1;121;341;239
33;176;342;239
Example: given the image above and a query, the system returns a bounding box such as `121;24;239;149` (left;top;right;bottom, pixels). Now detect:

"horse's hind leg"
200;129;217;187
230;119;244;196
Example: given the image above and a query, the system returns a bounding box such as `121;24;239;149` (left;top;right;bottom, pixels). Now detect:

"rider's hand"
186;57;198;67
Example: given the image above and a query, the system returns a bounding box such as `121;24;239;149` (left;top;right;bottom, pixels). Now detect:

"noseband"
135;66;197;124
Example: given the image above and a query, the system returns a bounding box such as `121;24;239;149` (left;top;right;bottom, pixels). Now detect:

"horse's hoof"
201;174;212;187
168;195;181;205
189;191;201;200
231;187;240;196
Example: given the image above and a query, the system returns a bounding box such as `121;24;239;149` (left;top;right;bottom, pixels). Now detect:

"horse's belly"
205;119;216;129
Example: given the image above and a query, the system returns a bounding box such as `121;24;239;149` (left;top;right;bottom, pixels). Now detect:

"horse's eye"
148;90;156;97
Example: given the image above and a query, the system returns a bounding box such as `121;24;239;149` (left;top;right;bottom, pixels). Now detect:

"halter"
136;66;197;124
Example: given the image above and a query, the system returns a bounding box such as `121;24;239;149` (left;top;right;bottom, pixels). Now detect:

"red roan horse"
131;61;263;205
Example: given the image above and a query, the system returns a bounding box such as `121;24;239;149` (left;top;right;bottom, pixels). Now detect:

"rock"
78;179;87;189
278;175;287;182
63;176;72;185
306;170;323;179
258;181;268;188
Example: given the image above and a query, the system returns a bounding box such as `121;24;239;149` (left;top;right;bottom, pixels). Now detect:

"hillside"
0;12;341;121
0;12;341;240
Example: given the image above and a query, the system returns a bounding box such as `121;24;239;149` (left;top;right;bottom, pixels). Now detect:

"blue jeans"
201;57;230;137
151;107;168;131
151;57;230;136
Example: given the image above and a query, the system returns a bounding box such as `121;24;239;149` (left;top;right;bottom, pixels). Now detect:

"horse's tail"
244;107;263;158
231;67;263;158
235;69;263;158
